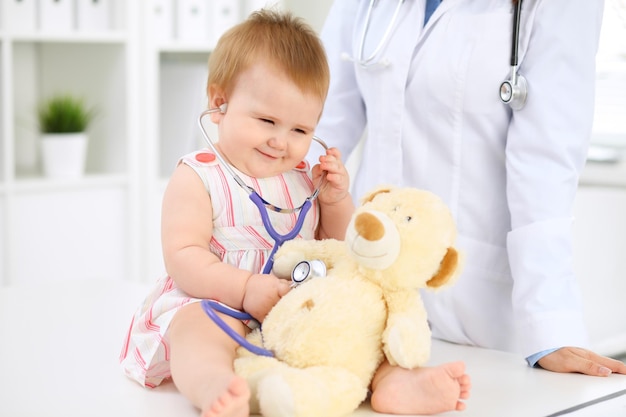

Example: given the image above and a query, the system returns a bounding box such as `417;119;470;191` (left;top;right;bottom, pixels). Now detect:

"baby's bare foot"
371;361;471;415
202;376;250;417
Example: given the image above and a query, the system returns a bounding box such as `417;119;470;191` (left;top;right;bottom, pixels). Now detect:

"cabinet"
575;161;626;357
0;0;141;284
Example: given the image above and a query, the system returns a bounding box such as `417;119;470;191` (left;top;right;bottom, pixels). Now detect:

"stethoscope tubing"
200;299;274;357
357;0;405;66
510;0;522;67
249;192;313;274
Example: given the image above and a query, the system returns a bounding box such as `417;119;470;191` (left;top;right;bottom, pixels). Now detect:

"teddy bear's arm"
382;290;432;369
272;238;346;279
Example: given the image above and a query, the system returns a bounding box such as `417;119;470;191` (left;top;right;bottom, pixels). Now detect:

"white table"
1;280;625;417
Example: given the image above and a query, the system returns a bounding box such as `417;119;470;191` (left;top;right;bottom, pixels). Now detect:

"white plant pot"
40;133;88;179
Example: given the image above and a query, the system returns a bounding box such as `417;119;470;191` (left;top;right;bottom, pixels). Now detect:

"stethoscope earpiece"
219;103;228;113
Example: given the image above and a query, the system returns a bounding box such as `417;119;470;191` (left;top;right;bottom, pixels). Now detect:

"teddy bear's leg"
383;313;432;368
234;354;282;415
233;329;286;415
256;366;367;417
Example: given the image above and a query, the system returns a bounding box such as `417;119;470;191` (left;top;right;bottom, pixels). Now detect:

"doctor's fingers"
538;347;626;376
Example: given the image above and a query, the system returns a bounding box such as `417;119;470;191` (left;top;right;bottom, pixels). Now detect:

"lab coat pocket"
457;235;512;284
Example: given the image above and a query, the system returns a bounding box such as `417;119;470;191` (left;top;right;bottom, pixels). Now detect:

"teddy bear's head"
344;186;461;291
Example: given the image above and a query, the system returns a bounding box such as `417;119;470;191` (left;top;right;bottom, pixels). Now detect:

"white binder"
210;0;241;46
39;0;74;33
176;0;210;43
5;0;37;33
76;0;111;33
149;0;174;44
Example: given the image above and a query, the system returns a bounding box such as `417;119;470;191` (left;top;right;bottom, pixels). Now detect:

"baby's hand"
312;147;350;206
241;273;291;322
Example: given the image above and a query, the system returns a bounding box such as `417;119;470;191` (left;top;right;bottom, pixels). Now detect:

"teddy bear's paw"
272;250;307;280
257;374;296;417
256;367;367;417
384;321;431;368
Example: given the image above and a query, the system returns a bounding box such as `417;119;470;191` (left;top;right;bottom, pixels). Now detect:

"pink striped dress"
119;149;319;387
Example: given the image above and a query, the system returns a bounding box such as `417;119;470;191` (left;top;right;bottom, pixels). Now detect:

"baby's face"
215;61;323;179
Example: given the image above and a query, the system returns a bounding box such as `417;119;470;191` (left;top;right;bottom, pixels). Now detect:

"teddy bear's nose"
355;212;385;241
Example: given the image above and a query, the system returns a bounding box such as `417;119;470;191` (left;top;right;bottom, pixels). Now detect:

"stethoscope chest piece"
291;260;326;287
500;73;527;111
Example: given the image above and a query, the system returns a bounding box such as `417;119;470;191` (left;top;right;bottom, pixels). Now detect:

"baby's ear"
207;84;227;123
426;247;460;289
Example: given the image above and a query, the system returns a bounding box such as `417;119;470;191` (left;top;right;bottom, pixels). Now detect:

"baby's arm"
161;163;289;319
313;147;355;240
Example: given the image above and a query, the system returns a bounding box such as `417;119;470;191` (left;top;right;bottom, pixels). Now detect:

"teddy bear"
234;186;463;417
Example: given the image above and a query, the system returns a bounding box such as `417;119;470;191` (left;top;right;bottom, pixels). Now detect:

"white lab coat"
314;0;605;357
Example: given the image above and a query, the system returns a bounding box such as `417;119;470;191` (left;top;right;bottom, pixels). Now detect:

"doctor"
315;0;626;414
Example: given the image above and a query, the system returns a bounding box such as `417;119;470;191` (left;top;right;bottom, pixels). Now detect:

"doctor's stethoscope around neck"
499;0;528;110
196;104;330;357
346;0;527;110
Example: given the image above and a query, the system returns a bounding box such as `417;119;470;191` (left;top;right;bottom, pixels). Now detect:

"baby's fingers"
277;279;291;297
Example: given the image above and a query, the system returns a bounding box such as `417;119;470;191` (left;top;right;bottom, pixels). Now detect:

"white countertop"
1;280;625;417
581;146;626;188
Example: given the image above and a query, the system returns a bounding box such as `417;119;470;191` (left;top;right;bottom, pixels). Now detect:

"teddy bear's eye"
405;216;412;222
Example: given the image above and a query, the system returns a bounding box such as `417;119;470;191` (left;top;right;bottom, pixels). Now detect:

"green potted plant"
38;94;95;178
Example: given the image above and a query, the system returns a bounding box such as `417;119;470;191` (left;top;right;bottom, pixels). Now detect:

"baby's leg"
370;360;471;415
168;302;250;417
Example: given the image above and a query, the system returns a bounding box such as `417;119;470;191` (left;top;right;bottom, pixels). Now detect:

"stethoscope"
196;104;329;357
499;0;528;110
342;0;406;69
346;0;528;110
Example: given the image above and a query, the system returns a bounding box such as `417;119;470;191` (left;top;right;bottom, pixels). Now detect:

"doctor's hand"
312;147;351;206
537;347;626;376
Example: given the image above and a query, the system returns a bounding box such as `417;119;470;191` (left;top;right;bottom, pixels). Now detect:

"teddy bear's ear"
426;247;460;289
360;185;394;205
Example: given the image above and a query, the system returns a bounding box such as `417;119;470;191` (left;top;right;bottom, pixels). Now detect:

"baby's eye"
293;128;306;135
260;118;274;125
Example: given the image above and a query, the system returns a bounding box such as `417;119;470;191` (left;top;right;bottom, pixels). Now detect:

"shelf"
158;43;215;54
12;42;129;178
0;1;138;285
11;174;128;194
8;32;129;44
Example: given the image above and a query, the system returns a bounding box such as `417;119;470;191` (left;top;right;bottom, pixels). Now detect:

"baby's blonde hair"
207;9;330;105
